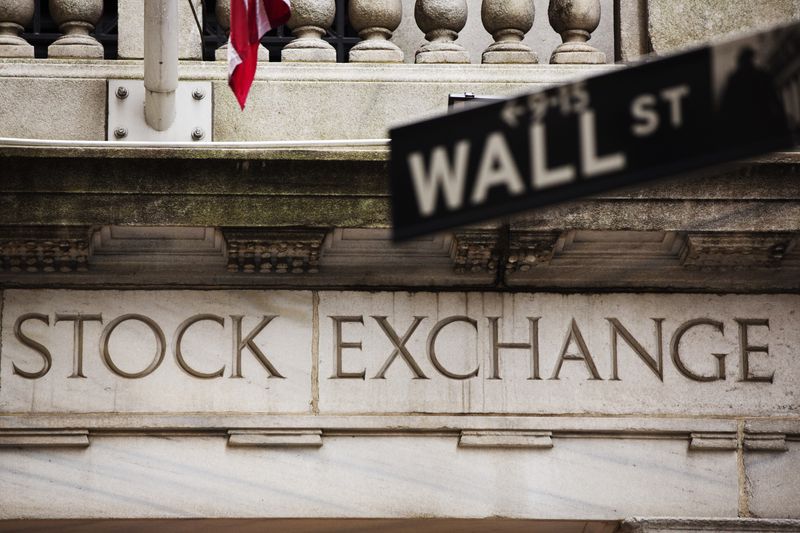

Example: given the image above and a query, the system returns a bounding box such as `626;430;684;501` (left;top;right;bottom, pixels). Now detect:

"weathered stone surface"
48;0;104;58
614;0;649;61
211;64;613;141
621;518;800;532
0;61;614;141
117;0;203;59
0;0;33;28
481;0;538;64
0;77;106;140
349;0;404;63
414;0;471;63
549;0;606;64
282;0;337;62
0;290;313;413
647;0;799;55
0;0;35;58
746;440;800;519
0;436;738;519
0;519;622;532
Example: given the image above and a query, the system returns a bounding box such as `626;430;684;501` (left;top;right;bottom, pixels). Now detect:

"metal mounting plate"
107;80;213;142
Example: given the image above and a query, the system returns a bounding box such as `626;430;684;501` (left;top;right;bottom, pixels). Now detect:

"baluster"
348;0;403;63
414;0;469;64
0;0;34;58
214;0;269;61
481;0;537;64
48;0;104;58
548;0;605;64
281;0;336;62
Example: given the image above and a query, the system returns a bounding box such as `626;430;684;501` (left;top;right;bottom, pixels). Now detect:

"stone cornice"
0;148;797;290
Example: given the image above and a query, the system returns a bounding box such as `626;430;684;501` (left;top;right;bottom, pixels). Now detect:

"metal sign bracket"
107;80;213;142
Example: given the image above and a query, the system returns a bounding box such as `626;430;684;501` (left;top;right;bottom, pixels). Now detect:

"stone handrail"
1;0;607;65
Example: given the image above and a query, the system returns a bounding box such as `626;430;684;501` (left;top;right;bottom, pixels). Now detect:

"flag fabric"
228;0;291;110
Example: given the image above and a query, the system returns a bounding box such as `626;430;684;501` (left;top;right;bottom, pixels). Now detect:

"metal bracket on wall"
107;80;213;142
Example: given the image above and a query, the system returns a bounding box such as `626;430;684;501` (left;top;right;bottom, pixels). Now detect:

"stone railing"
220;0;607;64
0;0;608;64
0;0;105;58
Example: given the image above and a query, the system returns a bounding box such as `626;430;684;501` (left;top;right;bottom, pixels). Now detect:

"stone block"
316;292;800;416
0;436;737;519
117;0;203;59
0;78;106;140
48;40;103;59
746;440;800;518
211;64;614;141
0;290;313;414
647;0;799;55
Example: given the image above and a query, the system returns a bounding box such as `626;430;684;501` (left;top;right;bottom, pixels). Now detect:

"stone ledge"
459;430;554;449
227;429;323;448
0;429;89;448
0;60;618;83
0;414;741;434
621;518;800;532
689;432;738;451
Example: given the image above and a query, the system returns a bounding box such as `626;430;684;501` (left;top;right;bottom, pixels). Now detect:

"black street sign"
390;21;800;241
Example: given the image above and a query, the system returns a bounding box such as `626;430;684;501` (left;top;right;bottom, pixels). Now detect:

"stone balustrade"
0;0;34;57
0;0;609;64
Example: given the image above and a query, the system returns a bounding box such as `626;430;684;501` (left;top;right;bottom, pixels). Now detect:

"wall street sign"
389;21;800;241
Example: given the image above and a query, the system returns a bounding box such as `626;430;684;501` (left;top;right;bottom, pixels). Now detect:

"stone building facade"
0;0;799;531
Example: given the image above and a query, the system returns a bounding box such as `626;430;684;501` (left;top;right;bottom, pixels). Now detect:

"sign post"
390;21;800;241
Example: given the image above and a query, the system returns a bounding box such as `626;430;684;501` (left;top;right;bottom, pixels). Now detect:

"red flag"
228;0;291;110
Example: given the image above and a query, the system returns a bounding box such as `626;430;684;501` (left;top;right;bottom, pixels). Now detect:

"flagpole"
144;0;179;132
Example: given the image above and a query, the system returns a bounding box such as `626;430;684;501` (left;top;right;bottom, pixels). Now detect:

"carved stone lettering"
550;319;602;380
1;291;793;418
230;315;283;379
427;316;480;380
54;313;103;378
12;313;52;379
174;314;226;379
372;316;428;380
488;317;541;380
331;316;366;379
608;318;664;381
100;314;166;379
670;319;727;382
736;318;774;383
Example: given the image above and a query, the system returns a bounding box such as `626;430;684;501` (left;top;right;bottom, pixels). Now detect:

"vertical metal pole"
144;0;178;131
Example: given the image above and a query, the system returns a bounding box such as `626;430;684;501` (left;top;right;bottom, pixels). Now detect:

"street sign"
390;21;800;241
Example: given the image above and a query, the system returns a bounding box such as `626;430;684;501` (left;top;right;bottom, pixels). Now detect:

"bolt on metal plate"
107;80;213;142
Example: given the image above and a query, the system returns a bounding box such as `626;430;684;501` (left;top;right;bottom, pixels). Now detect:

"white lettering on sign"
471;132;525;205
631;94;660;137
631;84;692;137
531;122;576;189
579;110;628;177
408;141;470;216
405;82;699;219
